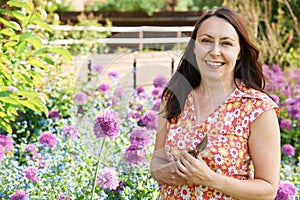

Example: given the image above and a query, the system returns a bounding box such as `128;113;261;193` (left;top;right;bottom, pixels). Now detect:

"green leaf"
7;0;34;12
32;46;50;55
48;47;72;62
11;10;26;21
0;9;8;15
16;41;27;54
17;99;41;115
0;55;12;65
0;28;15;36
0;120;12;134
0;97;19;105
17;90;39;98
0;17;21;31
41;56;55;65
20;31;42;49
27;58;45;69
33;17;53;33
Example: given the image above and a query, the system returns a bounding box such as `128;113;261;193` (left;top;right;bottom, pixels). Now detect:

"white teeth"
206;61;223;66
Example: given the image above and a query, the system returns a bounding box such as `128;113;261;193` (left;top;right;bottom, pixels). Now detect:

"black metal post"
87;60;91;82
133;59;137;90
171;58;174;75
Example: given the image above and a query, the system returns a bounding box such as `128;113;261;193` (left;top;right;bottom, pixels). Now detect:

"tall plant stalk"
90;137;106;200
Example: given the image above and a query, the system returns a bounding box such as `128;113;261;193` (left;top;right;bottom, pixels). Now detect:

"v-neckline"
190;85;240;126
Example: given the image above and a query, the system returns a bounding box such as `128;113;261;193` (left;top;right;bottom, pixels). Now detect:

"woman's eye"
201;39;212;43
222;41;232;46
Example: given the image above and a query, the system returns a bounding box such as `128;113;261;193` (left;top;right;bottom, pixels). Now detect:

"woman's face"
194;16;241;81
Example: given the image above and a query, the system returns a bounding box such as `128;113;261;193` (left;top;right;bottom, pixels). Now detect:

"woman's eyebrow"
198;34;236;41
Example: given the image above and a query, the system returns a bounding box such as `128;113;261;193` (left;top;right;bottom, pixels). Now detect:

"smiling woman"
150;7;281;200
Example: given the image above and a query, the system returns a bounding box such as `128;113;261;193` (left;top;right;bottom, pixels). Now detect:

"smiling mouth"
205;61;225;68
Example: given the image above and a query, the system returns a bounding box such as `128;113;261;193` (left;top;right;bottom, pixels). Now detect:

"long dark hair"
162;7;266;122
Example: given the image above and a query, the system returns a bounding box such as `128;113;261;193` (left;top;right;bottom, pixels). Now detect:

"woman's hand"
151;161;187;185
176;152;216;187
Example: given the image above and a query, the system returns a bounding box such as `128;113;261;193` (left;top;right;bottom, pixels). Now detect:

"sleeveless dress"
161;82;279;200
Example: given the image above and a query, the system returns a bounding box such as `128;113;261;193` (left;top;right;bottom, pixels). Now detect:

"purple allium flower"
9;190;27;200
270;94;280;106
124;145;146;164
142;111;158;130
7;86;18;93
58;194;70;200
275;180;297;200
0;134;14;152
282;144;295;156
287;105;300;119
114;87;125;98
63;126;79;139
127;112;142;120
0;148;4;161
108;70;119;80
39;132;57;148
136;86;145;96
25;144;36;153
74;91;88;105
97;167;119;190
23;167;39;182
48;110;60;120
108;96;118;106
279;118;293;130
91;64;104;74
97;83;110;93
151;88;163;97
151;99;161;112
153;75;167;88
93;109;120;139
129;102;143;112
129;127;152;146
285;98;297;105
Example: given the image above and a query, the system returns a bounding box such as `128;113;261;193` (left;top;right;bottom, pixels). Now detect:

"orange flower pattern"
161;83;279;200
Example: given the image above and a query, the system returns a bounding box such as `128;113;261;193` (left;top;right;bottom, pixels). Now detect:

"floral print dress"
161;83;279;200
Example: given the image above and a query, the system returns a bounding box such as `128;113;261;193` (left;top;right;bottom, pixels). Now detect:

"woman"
150;7;280;200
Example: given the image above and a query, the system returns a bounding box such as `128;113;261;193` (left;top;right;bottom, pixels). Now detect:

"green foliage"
85;0;166;16
0;0;72;134
224;0;300;69
175;0;223;11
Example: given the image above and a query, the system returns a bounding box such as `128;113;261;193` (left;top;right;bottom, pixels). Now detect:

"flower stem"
90;137;106;200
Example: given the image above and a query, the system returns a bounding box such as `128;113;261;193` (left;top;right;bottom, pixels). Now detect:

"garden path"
72;50;183;91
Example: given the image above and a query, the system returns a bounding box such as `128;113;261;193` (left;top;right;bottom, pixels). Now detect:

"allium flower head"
91;64;104;74
48;110;60;120
0;149;4;161
124;144;146;164
151;99;161;112
287;104;300;119
142;111;158;130
39;132;57;148
275;180;296;200
136;86;145;96
108;70;119;80
153;75;167;88
279;118;293;130
7;86;18;93
0;134;14;152
129;127;152;146
282;144;295;156
23;167;39;182
93;109;120;139
25;144;36;153
74;91;88;105
114;87;125;98
270;94;280;106
97;83;110;93
58;194;70;200
97;167;119;190
63;126;79;139
9;190;27;200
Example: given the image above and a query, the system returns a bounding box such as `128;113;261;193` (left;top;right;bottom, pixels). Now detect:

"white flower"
235;125;244;137
180;185;191;200
224;112;234;126
214;154;224;165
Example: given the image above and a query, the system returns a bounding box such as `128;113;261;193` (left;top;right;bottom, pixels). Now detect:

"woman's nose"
209;43;221;56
